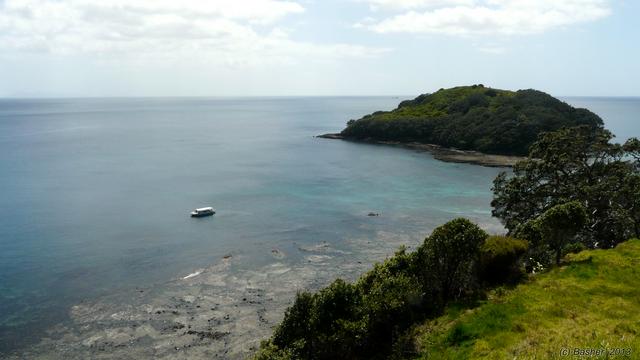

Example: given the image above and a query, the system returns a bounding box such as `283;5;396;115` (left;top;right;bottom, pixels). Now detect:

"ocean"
0;96;638;356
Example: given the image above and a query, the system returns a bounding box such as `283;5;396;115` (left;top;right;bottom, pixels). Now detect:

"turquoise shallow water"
0;96;637;353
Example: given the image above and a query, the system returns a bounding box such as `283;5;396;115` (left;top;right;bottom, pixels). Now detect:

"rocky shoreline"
6;228;438;360
317;133;523;168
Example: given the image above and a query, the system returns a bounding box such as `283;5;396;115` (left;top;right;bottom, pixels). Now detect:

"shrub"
270;264;422;359
270;279;364;359
271;291;314;356
307;279;364;359
563;242;587;256
257;218;495;360
388;326;421;360
358;248;422;316
254;341;298;360
536;201;588;265
415;218;489;308
513;220;553;271
351;247;423;357
358;271;422;356
513;220;542;248
512;203;588;269
479;236;529;285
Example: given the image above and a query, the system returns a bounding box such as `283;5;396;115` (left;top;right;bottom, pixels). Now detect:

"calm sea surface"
0;96;638;353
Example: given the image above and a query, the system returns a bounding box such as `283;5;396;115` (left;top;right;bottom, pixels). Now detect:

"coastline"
317;133;524;168
4;231;431;359
9;220;505;360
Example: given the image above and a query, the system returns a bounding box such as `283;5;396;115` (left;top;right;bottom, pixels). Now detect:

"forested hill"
339;85;604;156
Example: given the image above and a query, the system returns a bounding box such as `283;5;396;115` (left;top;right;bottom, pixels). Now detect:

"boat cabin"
191;207;215;217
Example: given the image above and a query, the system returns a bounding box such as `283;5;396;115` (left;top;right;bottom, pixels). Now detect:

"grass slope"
410;239;640;359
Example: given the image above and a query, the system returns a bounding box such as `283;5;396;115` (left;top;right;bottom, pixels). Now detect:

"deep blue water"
563;97;640;142
0;96;638;353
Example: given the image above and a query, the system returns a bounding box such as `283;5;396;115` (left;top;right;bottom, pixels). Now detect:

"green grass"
374;85;509;120
411;239;640;359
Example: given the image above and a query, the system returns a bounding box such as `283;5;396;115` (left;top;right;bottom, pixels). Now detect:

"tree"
535;201;587;265
492;126;640;248
271;291;314;357
415;218;488;307
271;279;365;360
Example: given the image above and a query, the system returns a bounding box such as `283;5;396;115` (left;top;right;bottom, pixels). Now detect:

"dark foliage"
254;219;490;360
492;126;640;249
479;236;529;285
535;201;588;265
512;220;552;270
340;86;603;156
415;218;489;309
563;242;587;256
270;279;365;359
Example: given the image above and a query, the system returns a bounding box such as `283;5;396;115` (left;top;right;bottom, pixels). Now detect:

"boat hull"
191;211;215;217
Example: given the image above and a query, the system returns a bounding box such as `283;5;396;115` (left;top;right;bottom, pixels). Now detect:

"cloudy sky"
0;0;637;97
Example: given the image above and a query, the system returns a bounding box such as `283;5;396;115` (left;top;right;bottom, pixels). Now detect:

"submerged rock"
8;229;434;360
270;248;285;259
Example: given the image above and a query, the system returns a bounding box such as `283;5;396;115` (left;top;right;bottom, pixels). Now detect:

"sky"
0;0;638;97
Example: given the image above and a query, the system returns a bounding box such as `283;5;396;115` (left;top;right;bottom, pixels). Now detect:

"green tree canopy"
492;126;640;248
534;201;588;265
416;218;488;307
339;86;603;156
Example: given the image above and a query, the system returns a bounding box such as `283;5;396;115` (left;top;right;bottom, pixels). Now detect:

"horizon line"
2;94;640;100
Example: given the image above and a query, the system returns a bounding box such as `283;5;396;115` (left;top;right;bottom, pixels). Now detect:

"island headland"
319;85;604;167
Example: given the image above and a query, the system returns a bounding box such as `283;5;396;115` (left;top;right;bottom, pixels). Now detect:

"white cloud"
0;0;386;65
363;0;476;11
360;0;611;35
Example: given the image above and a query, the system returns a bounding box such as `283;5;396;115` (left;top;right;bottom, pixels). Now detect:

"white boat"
190;207;215;217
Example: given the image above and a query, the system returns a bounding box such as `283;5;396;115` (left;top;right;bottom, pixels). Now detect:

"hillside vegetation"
253;101;640;360
340;85;603;156
409;239;640;359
